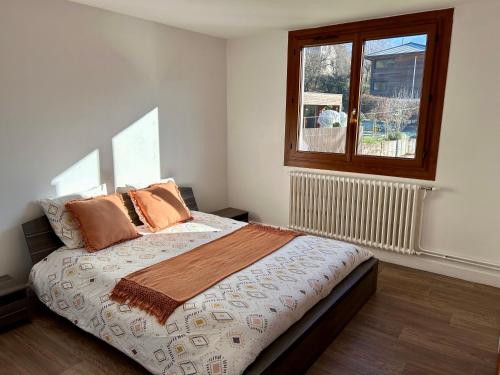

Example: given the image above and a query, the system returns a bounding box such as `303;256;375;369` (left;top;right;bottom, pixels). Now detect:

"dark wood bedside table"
0;275;29;330
211;207;249;222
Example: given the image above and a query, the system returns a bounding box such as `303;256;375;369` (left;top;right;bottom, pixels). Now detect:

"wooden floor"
1;262;499;375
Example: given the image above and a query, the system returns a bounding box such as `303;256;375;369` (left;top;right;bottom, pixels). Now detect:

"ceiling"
67;0;464;39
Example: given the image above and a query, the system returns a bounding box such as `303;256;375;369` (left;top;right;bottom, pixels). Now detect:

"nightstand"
0;275;29;330
211;207;249;222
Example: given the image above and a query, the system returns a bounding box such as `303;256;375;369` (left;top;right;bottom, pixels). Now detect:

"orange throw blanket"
110;224;303;324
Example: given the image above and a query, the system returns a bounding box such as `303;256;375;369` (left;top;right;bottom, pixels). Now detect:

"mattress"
30;211;372;375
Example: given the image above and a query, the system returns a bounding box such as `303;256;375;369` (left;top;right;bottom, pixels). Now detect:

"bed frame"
22;186;378;374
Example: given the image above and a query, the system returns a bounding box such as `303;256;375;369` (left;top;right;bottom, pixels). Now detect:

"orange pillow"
129;181;192;232
65;194;141;252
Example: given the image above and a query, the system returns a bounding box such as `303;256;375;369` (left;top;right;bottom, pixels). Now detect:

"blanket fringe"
110;279;180;325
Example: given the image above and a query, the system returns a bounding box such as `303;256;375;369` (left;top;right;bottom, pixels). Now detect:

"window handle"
350;108;358;124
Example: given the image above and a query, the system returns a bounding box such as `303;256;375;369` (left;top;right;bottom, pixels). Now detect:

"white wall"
227;0;500;285
0;0;227;278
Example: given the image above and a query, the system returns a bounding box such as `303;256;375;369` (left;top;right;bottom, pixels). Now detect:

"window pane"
357;35;427;158
298;43;352;154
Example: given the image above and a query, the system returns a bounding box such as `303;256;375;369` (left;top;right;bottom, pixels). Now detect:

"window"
284;9;453;180
375;59;395;69
372;81;387;92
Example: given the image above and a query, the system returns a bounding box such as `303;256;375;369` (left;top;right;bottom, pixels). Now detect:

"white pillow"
39;184;107;249
115;178;175;193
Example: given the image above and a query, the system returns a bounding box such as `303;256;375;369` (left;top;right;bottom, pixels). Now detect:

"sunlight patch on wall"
51;149;101;196
112;107;161;188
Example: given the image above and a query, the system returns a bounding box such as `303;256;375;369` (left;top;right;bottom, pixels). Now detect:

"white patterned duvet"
30;211;372;375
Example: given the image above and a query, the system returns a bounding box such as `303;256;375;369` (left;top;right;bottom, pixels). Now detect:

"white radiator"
289;172;426;254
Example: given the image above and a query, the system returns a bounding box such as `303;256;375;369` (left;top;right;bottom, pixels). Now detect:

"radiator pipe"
418;186;435;191
415;188;500;271
288;172;500;271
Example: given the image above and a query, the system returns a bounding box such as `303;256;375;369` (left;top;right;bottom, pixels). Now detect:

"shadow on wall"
1;107;164;279
112;107;161;188
51;149;101;196
48;107;161;198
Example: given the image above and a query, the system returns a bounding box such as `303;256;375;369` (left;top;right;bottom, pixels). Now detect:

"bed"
23;187;378;374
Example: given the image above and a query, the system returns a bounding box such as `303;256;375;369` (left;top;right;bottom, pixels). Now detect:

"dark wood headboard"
22;186;198;265
178;186;198;212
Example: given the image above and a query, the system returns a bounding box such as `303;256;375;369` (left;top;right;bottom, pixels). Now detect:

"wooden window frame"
283;9;454;180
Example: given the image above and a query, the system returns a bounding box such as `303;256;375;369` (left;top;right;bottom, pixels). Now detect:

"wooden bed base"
22;186;378;374
246;258;378;374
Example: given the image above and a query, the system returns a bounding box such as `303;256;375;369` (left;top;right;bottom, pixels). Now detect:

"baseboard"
367;247;500;288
